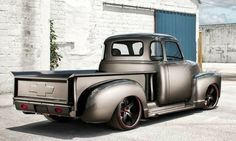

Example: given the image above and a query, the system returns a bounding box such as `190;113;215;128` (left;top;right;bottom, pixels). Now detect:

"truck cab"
100;33;200;105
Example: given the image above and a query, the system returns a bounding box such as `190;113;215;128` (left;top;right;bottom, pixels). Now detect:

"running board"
147;102;195;117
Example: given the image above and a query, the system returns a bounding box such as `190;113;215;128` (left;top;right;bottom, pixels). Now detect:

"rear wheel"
44;115;73;122
203;84;219;110
109;97;142;130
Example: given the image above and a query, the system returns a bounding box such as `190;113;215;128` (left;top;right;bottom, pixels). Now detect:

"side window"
165;42;183;61
150;42;163;61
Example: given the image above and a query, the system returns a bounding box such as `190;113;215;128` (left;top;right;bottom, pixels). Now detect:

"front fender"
80;79;147;123
194;72;221;107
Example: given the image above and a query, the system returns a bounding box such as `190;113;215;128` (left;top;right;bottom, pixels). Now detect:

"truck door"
164;41;192;104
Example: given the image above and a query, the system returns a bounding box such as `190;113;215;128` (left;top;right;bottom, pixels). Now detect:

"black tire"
44;115;73;122
203;84;219;110
109;97;142;130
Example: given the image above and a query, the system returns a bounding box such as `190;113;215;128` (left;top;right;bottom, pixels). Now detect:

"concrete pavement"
0;81;236;141
0;93;13;108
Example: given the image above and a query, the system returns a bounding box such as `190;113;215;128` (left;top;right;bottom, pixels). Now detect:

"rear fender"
194;72;221;107
79;79;147;123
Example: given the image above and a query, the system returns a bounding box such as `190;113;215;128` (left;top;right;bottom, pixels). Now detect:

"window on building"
150;42;163;61
165;42;183;61
112;41;143;56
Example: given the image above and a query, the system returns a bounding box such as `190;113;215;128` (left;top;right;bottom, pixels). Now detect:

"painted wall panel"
155;10;196;61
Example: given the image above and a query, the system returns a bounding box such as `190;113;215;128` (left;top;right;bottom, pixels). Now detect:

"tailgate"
15;78;69;104
12;70;97;105
13;77;73;116
11;65;77;106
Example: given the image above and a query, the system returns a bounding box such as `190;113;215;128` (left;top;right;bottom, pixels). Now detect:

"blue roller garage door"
155;10;196;61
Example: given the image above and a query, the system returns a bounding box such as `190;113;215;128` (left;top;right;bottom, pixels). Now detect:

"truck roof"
104;33;177;43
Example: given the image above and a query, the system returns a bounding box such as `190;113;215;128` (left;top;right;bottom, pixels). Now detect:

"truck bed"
12;70;153;117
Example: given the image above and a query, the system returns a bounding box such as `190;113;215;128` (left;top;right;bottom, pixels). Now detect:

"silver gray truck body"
12;33;221;130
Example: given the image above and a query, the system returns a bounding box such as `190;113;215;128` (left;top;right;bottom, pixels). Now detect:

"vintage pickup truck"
13;33;221;130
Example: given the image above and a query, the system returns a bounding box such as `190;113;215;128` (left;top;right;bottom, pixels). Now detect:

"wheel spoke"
127;102;134;109
126;111;132;119
208;96;213;101
211;97;216;102
122;112;128;123
210;96;215;102
207;96;213;106
127;112;133;123
209;87;214;94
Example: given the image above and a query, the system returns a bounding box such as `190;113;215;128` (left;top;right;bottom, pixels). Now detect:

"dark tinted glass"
165;42;183;61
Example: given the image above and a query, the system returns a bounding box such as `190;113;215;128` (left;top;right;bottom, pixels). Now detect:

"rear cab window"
112;41;143;56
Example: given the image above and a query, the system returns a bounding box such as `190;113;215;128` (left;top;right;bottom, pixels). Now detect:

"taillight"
20;103;28;110
55;107;63;113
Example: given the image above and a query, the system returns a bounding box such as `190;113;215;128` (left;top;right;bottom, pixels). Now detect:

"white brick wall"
200;24;236;63
53;0;199;70
0;0;199;94
50;0;66;41
0;0;50;94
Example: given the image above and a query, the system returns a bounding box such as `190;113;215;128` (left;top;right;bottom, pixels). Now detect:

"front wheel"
109;96;142;130
203;84;219;110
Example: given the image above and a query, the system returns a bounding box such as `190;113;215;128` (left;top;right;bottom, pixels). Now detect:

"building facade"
200;23;236;63
0;0;200;94
0;0;50;94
